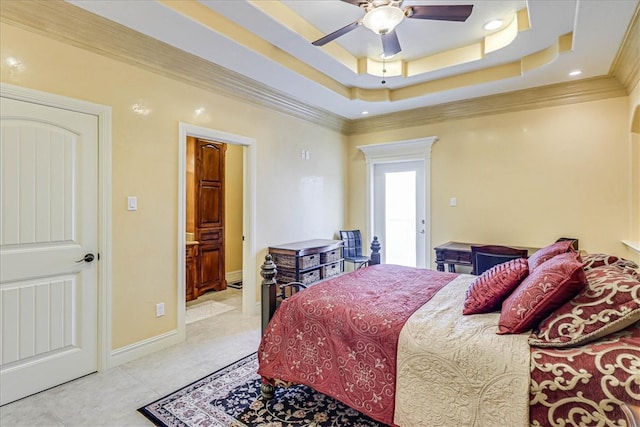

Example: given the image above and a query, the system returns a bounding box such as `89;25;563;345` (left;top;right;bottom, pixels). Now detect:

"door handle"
76;253;95;263
419;230;425;234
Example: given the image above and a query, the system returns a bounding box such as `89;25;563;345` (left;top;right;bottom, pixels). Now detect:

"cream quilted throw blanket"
394;274;530;427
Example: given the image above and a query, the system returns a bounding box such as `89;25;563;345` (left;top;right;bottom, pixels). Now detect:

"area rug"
227;281;243;289
185;300;235;325
138;352;386;426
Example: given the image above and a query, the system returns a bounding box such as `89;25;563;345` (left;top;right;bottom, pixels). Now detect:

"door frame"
0;82;113;371
357;137;438;268
177;123;257;337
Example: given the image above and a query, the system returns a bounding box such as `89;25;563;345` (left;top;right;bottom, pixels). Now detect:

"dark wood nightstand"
434;241;538;272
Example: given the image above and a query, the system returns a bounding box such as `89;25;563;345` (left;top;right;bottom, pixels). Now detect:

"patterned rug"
138;352;387;426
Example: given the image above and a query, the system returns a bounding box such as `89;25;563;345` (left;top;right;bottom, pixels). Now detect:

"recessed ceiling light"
569;70;582;76
483;19;503;31
361;111;369;115
195;107;206;115
380;53;396;59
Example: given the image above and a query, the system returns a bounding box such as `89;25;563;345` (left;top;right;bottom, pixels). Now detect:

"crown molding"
0;0;349;133
345;75;627;135
610;2;640;92
1;0;636;138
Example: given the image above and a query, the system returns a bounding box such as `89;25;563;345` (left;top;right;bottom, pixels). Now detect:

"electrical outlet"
156;302;165;317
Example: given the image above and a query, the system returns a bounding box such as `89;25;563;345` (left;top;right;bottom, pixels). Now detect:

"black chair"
340;230;370;270
470;245;528;275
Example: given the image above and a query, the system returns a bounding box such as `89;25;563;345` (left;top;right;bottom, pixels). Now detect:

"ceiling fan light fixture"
362;5;404;35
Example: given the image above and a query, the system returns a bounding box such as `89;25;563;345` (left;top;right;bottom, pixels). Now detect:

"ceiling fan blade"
405;5;473;22
340;0;368;5
381;29;401;57
312;20;361;46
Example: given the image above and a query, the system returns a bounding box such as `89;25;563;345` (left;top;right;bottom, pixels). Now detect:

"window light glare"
6;56;23;70
483;19;503;31
569;70;582;77
130;103;151;116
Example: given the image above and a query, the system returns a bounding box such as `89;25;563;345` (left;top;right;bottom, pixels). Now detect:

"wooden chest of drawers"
269;239;344;286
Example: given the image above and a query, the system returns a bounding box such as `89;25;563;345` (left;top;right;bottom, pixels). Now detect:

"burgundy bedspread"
530;322;640;427
258;264;458;426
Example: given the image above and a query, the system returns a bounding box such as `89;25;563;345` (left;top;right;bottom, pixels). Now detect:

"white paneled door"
0;97;98;405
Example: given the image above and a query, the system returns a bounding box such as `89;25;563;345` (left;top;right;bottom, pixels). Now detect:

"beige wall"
225;144;243;275
0;22;346;349
348;97;638;265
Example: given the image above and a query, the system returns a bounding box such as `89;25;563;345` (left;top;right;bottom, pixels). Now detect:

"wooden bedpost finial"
261;254;278;334
370;236;381;265
261;254;277;285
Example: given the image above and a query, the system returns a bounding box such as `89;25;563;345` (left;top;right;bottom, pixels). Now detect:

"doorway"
358;137;437;268
373;161;425;267
178;123;257;339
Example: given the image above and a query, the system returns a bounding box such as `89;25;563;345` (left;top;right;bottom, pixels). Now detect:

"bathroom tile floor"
0;289;261;426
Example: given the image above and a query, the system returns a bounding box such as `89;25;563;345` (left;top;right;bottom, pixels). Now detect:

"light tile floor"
0;289;261;426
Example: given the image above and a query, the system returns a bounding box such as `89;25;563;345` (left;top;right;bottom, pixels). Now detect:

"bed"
257;241;640;426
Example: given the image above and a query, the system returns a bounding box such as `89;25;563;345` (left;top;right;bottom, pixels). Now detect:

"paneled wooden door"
0;96;98;405
194;138;226;294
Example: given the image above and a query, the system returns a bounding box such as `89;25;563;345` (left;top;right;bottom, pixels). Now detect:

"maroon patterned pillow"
463;258;529;315
498;252;587;334
529;265;640;347
527;240;575;271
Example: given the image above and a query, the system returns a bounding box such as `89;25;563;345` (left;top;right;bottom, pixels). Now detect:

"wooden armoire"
186;137;227;299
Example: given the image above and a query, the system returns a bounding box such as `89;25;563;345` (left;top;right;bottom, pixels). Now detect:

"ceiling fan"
312;0;474;58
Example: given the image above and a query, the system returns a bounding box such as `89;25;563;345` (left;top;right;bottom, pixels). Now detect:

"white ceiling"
67;0;638;120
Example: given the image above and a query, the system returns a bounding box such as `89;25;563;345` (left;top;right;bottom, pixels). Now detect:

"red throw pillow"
498;252;587;334
463;258;529;315
529;265;640;347
527;240;575;271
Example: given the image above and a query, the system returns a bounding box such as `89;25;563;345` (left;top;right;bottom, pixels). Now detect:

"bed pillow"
527;240;575;271
463;258;529;315
529;265;640;347
498;252;587;334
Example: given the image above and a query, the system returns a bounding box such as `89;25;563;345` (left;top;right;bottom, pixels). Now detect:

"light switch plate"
127;196;137;211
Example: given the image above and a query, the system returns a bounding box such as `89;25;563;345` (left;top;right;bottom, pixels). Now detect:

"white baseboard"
107;329;182;369
106;270;243;369
226;269;242;284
